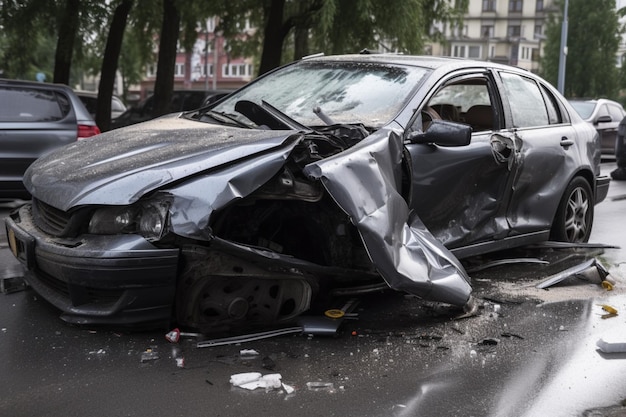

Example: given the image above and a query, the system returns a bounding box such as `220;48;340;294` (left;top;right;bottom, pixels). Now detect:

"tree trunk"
258;0;286;76
152;0;180;118
96;0;134;132
53;0;80;84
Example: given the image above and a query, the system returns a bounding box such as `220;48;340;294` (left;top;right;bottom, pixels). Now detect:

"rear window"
0;87;71;122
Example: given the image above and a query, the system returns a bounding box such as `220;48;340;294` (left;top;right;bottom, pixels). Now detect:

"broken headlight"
88;201;170;241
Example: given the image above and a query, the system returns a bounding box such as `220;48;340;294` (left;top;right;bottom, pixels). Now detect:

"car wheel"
550;177;594;243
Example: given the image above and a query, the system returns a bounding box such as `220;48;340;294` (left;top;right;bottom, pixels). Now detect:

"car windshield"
569;101;596;119
206;60;430;128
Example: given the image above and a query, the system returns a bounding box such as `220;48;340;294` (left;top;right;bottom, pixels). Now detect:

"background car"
111;89;210;129
75;90;127;122
0;79;100;200
200;89;234;107
5;55;609;333
569;98;625;155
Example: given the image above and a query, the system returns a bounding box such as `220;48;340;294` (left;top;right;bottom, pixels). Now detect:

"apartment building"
138;17;254;100
429;0;559;72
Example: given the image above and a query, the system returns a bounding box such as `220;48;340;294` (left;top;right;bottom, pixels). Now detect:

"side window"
608;104;625;121
0;87;68;122
500;72;549;128
539;84;561;124
426;78;495;132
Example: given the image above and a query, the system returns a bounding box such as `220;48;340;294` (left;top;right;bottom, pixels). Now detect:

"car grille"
37;269;123;307
31;198;88;238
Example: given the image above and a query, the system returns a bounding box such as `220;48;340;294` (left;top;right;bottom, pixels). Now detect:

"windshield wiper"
202;110;251;128
234;100;312;132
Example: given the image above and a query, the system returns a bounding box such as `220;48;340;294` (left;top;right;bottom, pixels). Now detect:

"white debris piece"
230;372;283;390
596;337;626;353
282;383;295;394
230;372;262;386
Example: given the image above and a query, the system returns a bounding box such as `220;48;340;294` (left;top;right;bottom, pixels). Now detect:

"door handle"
560;137;574;147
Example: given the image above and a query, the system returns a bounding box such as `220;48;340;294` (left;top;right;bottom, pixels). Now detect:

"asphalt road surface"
1;162;625;417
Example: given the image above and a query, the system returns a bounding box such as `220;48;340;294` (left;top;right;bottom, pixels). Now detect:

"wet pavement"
1;163;625;417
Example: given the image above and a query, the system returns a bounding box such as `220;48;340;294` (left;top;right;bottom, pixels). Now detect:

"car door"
404;72;515;251
601;102;625;153
496;70;578;234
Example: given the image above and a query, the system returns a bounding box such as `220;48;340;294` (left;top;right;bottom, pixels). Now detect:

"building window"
146;64;156;77
534;24;542;37
509;0;523;12
482;0;496;11
481;25;494;38
223;63;253;78
200;64;214;77
468;46;481;58
507;25;522;37
521;46;532;60
206;17;216;33
536;0;544;11
452;45;481;59
452;45;466;58
174;63;185;77
490;45;496;58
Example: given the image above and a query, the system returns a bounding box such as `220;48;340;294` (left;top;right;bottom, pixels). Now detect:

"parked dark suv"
0;79;100;200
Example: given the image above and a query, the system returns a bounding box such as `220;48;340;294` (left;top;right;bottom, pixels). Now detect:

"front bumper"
5;204;179;327
596;175;611;204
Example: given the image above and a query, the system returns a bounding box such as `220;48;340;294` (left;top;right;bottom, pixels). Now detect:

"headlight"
88;201;169;241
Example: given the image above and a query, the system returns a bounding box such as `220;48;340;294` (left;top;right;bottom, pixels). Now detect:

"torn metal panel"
163;138;303;240
536;258;610;289
304;128;472;306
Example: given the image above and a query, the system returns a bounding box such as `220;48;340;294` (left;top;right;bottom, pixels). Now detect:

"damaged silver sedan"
5;54;610;332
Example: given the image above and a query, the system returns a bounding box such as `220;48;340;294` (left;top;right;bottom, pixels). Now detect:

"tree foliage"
207;0;468;75
541;0;624;99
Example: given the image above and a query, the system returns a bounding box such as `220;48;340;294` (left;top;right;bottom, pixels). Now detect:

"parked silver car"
5;55;610;332
0;80;100;199
569;98;626;155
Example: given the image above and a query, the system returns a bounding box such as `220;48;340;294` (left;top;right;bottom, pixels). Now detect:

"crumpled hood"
25;115;301;210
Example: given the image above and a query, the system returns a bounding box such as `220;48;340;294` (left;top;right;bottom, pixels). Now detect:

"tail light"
77;124;101;139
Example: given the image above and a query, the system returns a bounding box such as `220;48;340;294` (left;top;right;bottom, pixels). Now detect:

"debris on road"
596;337;626;353
140;348;159;363
465;257;548;273
306;381;335;392
229;372;285;391
197;299;360;348
598;304;619;319
0;265;26;293
165;328;201;343
535;258;614;290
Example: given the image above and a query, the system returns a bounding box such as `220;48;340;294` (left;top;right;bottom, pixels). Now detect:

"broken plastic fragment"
230;372;283;390
140;349;159;363
599;304;618;314
240;349;260;357
536;259;610;289
282;383;295;394
230;372;262;386
596;337;626;353
602;280;614;291
165;327;202;343
306;381;335;391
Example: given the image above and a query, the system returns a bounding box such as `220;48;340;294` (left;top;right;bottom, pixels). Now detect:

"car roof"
0;78;76;92
568;98;623;105
302;53;520;72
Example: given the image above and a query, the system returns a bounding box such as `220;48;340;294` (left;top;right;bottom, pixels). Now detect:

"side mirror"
407;120;472;147
595;115;612;124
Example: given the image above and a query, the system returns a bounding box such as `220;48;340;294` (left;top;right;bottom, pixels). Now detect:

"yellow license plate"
7;228;19;258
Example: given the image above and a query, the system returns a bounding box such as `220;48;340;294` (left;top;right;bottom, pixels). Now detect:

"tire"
550;177;594;243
